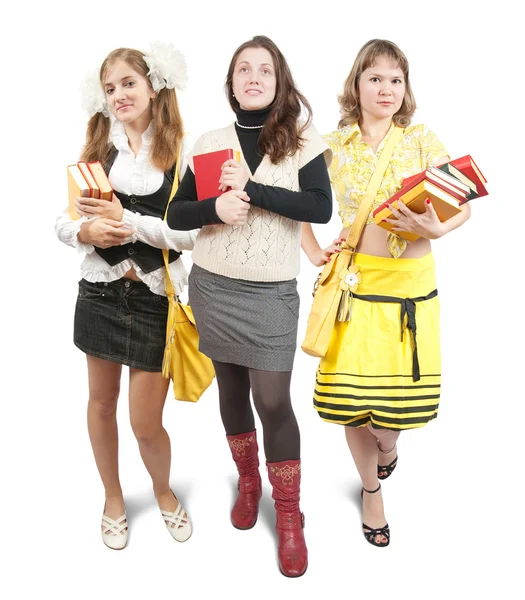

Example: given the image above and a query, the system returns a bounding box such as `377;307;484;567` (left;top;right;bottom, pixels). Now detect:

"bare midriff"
123;266;142;281
339;223;431;259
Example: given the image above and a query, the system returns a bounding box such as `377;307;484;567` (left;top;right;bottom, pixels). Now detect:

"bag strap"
345;126;405;250
162;153;180;300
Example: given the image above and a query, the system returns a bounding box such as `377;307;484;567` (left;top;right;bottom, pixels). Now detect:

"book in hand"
400;168;469;204
373;179;463;242
67;160;113;220
193;148;241;201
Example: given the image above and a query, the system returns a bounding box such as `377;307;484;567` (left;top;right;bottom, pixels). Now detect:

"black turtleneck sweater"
167;107;332;230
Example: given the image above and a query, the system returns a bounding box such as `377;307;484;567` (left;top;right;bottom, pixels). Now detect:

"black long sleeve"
166;168;222;231
244;153;332;223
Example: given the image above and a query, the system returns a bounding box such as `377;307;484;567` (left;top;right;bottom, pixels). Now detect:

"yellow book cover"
373;180;462;241
67;165;91;220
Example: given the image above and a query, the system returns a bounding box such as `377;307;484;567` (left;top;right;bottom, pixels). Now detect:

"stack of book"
373;155;487;241
67;161;113;220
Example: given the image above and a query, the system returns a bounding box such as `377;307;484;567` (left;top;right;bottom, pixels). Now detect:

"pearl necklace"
235;122;264;130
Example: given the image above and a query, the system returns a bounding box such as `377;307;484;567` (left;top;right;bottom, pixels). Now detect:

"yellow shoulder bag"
301;127;404;358
161;158;215;402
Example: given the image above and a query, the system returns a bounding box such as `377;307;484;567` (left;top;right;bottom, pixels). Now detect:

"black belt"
351;289;438;382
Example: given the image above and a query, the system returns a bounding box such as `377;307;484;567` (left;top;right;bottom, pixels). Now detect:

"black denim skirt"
74;278;168;372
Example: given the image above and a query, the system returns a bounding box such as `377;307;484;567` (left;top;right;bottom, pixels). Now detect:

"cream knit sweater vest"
190;122;330;282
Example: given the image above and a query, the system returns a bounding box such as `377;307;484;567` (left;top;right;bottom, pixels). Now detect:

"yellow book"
373;180;462;241
67;165;91;220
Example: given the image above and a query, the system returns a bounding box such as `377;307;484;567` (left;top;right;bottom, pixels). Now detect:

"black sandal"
361;484;390;547
377;443;398;480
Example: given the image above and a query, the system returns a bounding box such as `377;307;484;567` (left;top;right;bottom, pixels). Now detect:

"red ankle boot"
267;459;308;577
226;431;262;530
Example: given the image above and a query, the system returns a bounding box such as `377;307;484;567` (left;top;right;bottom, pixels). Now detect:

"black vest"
95;148;181;274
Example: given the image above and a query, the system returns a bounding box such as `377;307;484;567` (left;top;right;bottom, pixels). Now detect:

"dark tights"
213;360;300;462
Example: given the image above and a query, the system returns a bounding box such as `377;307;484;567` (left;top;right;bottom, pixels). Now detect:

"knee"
89;388;120;418
130;415;162;446
253;394;293;427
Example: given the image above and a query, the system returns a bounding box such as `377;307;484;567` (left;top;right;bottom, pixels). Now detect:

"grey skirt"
188;264;299;371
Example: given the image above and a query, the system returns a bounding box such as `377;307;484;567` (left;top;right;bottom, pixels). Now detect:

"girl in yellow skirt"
302;39;471;547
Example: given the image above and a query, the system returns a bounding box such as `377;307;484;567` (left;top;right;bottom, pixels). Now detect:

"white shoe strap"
161;503;187;528
102;514;127;536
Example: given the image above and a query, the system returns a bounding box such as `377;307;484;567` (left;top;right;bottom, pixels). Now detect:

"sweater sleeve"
244;152;332;224
166;165;223;231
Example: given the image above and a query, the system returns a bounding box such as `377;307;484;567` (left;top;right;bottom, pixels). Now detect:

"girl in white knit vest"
166;35;332;578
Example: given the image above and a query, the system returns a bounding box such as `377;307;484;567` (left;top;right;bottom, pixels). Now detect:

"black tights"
213;360;300;463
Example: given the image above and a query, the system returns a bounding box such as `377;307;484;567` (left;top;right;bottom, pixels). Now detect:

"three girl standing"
57;36;471;571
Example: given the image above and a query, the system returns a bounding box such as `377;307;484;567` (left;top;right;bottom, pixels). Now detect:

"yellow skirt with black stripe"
314;252;440;430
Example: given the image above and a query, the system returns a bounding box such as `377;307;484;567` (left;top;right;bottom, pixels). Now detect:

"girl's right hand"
78;218;132;248
215;190;250;226
309;238;345;267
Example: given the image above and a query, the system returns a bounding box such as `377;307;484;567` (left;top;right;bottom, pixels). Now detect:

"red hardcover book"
449;155;488;197
193;149;241;201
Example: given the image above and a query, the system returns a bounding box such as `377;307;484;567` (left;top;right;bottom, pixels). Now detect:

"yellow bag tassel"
162;329;174;379
337;289;351;322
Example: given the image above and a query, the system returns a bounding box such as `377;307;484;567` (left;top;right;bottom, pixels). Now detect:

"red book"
193;149;241;201
449;155;488;197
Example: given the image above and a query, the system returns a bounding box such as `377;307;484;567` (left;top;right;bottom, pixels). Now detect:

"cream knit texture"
189;122;331;282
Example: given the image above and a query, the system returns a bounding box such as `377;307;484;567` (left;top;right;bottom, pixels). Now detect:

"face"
232;47;277;111
103;59;156;126
358;55;406;122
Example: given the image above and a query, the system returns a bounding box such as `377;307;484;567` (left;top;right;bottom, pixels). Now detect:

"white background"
2;1;522;598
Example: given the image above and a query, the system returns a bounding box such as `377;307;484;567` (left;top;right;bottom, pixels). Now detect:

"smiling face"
358;55;406;123
103;59;156;127
231;47;277;111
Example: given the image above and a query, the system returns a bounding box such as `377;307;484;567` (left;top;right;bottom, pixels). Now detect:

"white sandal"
101;512;128;550
161;495;192;543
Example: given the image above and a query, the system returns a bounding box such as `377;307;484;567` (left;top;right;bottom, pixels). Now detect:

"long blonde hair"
338;39;416;129
81;48;184;171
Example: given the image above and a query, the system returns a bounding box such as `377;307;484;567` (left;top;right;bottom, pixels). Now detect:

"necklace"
235;122;264;130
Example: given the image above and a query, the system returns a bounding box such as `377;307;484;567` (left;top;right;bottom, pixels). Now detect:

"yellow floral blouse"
324;122;448;257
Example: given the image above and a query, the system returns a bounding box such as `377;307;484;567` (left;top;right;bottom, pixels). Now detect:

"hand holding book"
384;196;449;240
67;160;114;220
373;154;487;241
75;193;124;221
219;159;251;192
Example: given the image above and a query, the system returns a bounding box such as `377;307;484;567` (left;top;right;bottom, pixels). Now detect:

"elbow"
313;194;333;224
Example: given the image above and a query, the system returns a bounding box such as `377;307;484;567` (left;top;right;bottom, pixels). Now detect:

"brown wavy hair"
338;39;416;129
225;36;312;165
81;48;184;171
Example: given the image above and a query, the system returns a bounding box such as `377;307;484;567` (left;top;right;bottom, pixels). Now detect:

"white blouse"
55;120;198;296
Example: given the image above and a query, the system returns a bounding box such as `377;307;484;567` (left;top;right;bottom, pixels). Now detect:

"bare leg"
344;426;388;544
86;355;125;521
367;424;400;478
128;369;186;526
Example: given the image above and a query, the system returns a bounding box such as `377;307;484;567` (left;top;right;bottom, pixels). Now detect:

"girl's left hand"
386;199;447;240
75;193;124;221
219;159;251;192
